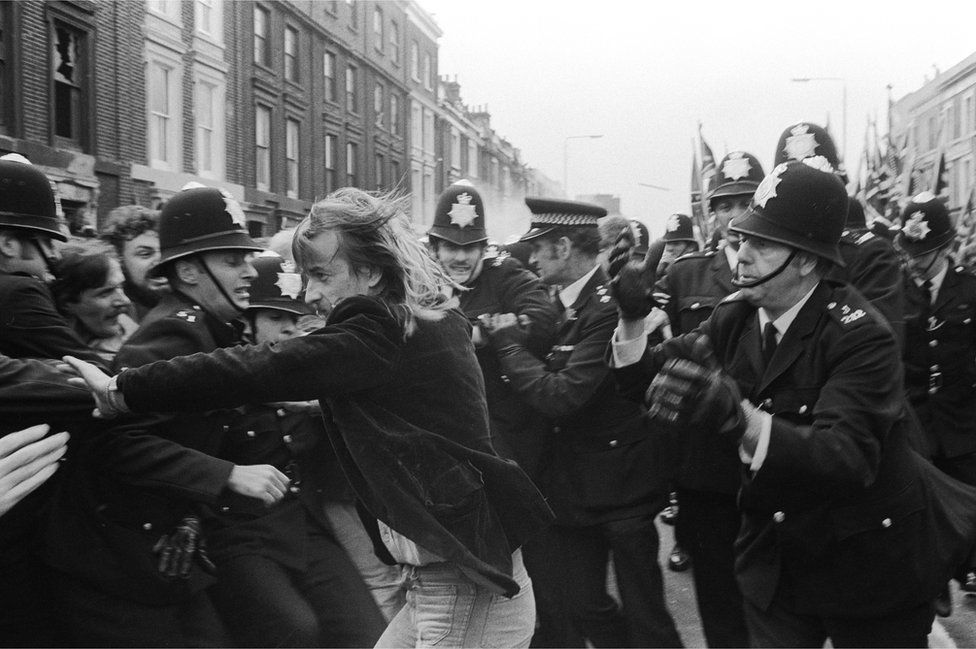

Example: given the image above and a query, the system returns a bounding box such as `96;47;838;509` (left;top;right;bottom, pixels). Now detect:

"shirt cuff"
610;328;648;367
738;408;772;471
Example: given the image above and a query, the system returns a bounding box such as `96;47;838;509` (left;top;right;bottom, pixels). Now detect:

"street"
649;521;976;648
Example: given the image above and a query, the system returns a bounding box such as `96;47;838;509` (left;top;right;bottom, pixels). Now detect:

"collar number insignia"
903;211;931;241
275;273;303;299
754;164;787;208
722;153;751;181
448;192;478;228
784;124;818;161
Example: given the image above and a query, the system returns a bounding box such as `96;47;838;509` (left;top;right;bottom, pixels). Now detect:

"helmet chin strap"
731;249;798;289
198;257;245;315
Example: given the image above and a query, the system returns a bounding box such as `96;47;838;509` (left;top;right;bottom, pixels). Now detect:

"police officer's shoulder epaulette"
168;304;204;325
825;296;874;329
670;250;715;268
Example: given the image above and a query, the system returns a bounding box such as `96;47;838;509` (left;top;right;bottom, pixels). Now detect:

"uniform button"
608;439;618;448
827;302;837;309
276;408;287;418
142;522;153;531
282;434;293;444
966;318;973;324
553;426;561;434
691;302;701;309
930;365;940;372
222;424;230;432
289;485;300;494
929;340;938;348
881;517;892;528
762;398;773;409
246;430;256;438
500;374;510;383
773;511;786;523
798;405;808;415
221;506;230;513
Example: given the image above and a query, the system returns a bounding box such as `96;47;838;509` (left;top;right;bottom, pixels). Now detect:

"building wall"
0;0;548;242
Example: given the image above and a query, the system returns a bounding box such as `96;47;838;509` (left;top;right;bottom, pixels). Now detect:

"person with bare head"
100;204;168;322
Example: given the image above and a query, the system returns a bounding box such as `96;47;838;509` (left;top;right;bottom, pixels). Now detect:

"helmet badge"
902;211;931;241
801;156;834;174
722;153;752;181
275;272;303;299
222;193;247;228
666;214;681;232
448;192;478;228
754;164;787;208
784;124;818;161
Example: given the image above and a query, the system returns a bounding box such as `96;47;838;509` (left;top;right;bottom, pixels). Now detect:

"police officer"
483;197;682;648
0;156;104;364
898;193;976;482
48;185;290;646
773;121;904;341
428;180;558;474
208;251;387;646
649;150;764;648
612;159;976;647
657;213;700;277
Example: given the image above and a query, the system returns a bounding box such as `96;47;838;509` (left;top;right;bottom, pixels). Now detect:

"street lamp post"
791;77;847;165
563;134;603;199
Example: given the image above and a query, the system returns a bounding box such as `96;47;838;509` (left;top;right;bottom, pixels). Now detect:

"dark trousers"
675;489;749;648
1;537;64;647
523;533;586;648
210;529;386;647
744;595;934;648
54;573;230;648
544;514;683;648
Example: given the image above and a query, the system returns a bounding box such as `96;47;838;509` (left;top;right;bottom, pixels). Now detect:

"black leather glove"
645;334;745;439
152;514;216;578
607;230;655;320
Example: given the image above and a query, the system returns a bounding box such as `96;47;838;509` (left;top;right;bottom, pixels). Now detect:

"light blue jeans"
375;549;535;648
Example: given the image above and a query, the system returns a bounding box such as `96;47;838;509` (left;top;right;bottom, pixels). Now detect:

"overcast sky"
422;0;976;242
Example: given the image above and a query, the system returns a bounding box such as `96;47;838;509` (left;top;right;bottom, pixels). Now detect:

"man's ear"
796;252;819;277
556;236;573;260
174;258;201;286
0;232;19;259
360;264;383;290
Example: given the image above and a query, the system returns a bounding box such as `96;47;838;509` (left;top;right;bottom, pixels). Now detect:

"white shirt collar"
559;265;600;310
757;281;820;342
723;244;738;272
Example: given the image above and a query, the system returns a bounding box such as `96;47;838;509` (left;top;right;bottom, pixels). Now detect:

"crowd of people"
4;119;976;649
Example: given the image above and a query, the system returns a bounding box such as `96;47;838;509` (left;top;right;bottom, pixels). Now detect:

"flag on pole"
690;141;706;241
932;148;949;201
699;124;717;196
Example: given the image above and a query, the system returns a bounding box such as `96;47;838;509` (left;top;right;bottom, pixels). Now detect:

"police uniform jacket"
0;271;106;366
114;295;554;597
654;249;739;496
615;280;976;617
903;264;976;459
40;292;239;605
459;254;558;475
497;267;668;527
830;228;905;346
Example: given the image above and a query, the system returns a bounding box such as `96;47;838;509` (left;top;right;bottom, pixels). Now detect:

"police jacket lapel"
711;251;734;295
931;266;960;315
758;282;831;393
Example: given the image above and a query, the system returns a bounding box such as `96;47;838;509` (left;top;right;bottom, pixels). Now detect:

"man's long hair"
293;188;455;337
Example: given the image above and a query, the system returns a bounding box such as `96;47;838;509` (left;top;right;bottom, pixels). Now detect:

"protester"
65;187;554;649
610;158;976;647
52;241;138;364
99;205;168;322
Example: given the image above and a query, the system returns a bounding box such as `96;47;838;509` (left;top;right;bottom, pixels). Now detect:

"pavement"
651;520;976;648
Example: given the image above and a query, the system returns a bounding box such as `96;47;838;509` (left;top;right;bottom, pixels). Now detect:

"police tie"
920;279;933;324
762;322;778;368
